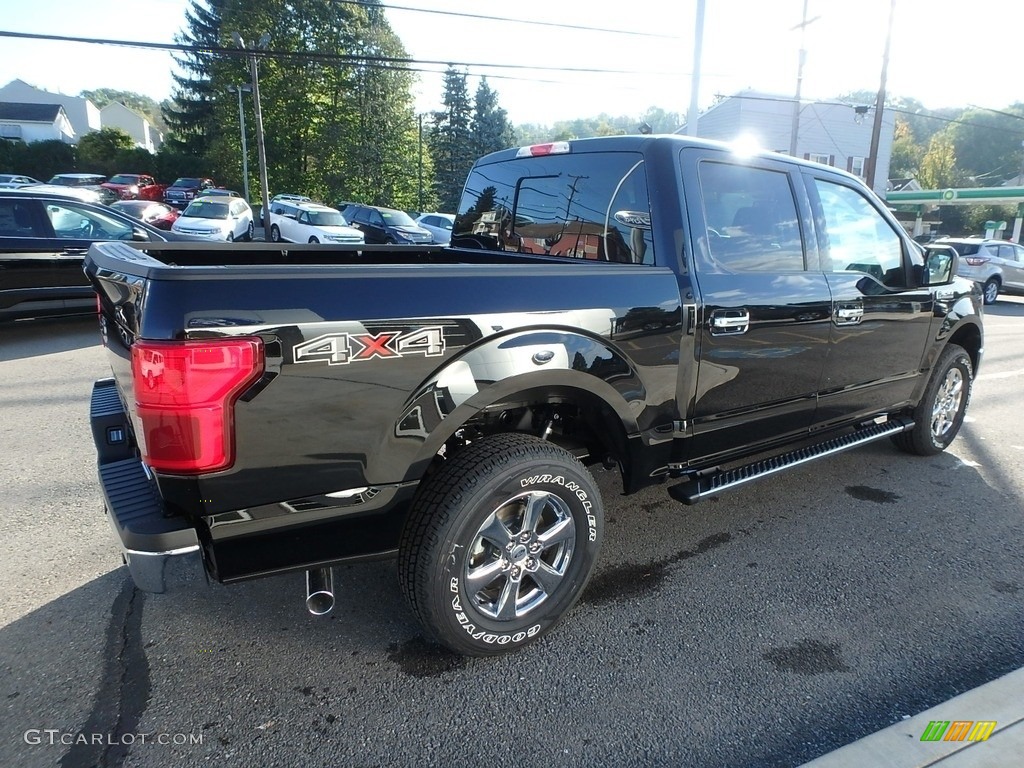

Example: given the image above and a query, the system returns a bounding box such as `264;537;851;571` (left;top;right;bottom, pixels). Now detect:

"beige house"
0;102;75;143
0;79;99;141
100;101;163;153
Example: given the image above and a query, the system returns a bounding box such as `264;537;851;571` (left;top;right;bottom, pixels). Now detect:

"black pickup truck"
84;135;982;656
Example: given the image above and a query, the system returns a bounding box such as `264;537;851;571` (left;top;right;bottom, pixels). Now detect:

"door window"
697;162;804;272
813;179;903;286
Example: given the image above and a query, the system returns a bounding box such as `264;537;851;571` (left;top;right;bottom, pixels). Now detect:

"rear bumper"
91;378;207;593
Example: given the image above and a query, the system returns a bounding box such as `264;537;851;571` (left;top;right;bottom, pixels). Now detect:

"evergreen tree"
430;67;474;212
470;78;514;162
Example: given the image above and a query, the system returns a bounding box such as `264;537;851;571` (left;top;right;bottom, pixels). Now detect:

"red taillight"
963;256;989;266
131;337;264;474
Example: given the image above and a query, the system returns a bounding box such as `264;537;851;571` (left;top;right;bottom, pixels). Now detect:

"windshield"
182;200;229;219
308;211;347;227
382;209;416;227
50;175;103;186
172;178;201;187
108;174;139;184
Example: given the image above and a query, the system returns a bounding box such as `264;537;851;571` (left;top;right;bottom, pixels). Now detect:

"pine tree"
470;78;514;162
429;67;474;213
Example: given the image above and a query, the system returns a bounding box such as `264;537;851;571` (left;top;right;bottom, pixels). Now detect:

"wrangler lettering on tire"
398;433;603;656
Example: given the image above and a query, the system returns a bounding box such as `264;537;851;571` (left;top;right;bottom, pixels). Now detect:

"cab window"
455;150;655;264
45;201;134;240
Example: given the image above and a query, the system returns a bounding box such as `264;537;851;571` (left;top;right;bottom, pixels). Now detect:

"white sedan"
171;197;254;241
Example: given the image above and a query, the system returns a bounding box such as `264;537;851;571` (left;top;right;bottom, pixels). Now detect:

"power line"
335;0;679;39
0;29;683;78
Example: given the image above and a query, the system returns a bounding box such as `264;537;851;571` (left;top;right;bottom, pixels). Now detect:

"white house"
100;101;163;153
0;79;100;143
0;102;75;143
687;90;896;196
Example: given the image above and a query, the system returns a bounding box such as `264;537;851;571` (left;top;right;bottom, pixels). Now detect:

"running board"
667;418;914;505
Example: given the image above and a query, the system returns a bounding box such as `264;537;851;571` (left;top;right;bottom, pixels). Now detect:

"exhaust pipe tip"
305;567;335;616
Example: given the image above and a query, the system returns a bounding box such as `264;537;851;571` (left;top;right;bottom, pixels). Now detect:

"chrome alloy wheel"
931;367;965;440
464;491;576;621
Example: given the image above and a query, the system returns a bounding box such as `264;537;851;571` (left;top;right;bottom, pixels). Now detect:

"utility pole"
789;0;818;157
866;0;896;192
685;0;706;136
227;84;251;203
233;31;272;241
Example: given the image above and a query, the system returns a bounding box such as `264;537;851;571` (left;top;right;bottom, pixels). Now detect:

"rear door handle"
834;303;863;325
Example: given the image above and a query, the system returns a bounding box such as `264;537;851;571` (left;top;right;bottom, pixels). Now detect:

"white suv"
269;201;364;244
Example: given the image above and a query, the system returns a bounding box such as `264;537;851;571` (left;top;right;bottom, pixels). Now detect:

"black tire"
270;224;281;242
399;433;603;656
226;232;234;242
246;221;255;241
982;277;1000;305
308;236;319;244
892;344;973;456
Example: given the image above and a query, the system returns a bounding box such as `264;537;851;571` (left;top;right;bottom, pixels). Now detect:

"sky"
1;0;1023;128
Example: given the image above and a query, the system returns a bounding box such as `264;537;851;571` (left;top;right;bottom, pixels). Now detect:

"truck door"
804;173;933;428
679;149;833;461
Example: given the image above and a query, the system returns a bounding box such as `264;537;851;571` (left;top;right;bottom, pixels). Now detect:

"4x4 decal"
293;327;445;366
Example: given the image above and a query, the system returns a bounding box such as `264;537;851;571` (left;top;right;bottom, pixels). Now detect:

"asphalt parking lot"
2;300;1023;768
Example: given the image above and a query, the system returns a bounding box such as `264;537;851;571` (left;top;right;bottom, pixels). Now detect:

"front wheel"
399;433;603;656
246;221;255;241
270;224;281;242
308;236;320;244
892;344;973;456
982;278;1000;305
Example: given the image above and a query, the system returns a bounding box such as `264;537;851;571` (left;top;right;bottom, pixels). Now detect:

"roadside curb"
801;667;1024;767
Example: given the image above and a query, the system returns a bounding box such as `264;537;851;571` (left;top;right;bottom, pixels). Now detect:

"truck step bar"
667;418;914;505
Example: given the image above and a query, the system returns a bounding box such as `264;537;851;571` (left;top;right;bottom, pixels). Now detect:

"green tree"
918;132;959;190
947;105;1024;184
76;127;135;175
470;78;514;162
430;67;474;212
888;118;923;179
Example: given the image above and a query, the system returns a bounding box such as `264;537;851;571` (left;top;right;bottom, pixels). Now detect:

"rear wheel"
892;344;973;456
399;433;603;656
270;224;281;242
226;232;234;242
982;277;1000;305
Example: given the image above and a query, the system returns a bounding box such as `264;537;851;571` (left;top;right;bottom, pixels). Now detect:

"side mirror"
131;226;151;242
922;245;958;286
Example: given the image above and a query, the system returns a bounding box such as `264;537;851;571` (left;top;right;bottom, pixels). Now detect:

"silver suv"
934;237;1024;304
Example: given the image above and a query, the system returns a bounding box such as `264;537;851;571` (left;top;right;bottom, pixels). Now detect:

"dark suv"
344;203;434;244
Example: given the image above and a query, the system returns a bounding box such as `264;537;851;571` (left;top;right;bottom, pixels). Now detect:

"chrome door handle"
710;311;750;334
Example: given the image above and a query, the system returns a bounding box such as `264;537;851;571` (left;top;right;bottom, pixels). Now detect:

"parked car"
344;203;434;244
46;173;118;205
101;173;167;201
933;236;1024;304
268;200;364;244
415;212;455;244
259;193;311;225
171;196;254;241
110;200;181;231
0;189;203;321
164;177;216;208
0;173;42;188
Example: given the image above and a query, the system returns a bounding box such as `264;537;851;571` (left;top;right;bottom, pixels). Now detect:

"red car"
110;200;181;230
102;173;167;201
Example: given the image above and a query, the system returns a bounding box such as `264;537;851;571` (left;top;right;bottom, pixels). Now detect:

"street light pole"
233;31;272;242
227;84;251;203
417;113;424;213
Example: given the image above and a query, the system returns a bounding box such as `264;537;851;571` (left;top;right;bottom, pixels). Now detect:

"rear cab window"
454;147;656;265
